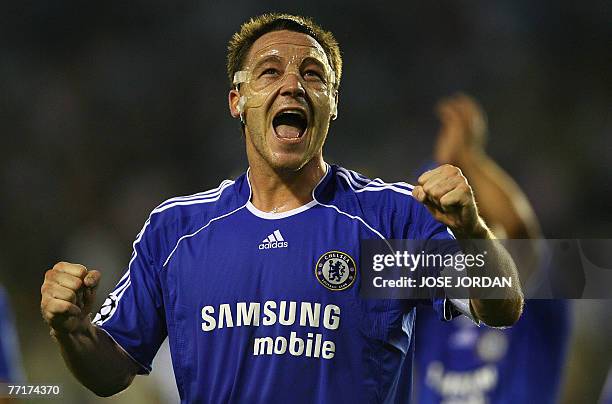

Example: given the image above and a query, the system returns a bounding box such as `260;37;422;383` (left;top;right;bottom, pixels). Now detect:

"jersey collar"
235;163;332;219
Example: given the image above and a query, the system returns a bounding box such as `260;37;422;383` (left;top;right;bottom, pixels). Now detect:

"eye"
304;70;325;82
261;68;279;77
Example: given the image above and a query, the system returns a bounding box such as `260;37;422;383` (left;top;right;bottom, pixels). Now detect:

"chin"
269;159;308;172
268;152;313;172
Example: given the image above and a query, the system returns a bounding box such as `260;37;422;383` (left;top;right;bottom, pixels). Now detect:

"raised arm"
40;262;140;396
433;93;542;287
433;93;541;240
412;165;524;327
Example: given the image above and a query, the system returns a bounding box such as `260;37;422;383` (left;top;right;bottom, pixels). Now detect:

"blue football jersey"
0;285;25;383
93;164;466;403
413;300;570;404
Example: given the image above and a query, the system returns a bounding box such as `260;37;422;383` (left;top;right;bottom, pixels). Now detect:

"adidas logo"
258;230;289;250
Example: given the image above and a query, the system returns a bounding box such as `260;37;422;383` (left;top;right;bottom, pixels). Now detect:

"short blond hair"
227;13;342;90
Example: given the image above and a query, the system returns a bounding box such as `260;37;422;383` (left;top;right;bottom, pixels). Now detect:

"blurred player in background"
39;14;524;403
0;285;25;403
412;94;570;404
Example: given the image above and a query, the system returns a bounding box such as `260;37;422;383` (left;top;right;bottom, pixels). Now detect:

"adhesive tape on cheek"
233;71;249;87
233;71;250;124
238;96;247;124
237;95;247;113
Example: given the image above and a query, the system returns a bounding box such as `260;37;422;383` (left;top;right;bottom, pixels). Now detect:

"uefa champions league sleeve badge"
315;251;357;291
92;294;119;325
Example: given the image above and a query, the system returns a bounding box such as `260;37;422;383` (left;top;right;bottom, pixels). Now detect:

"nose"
279;73;305;98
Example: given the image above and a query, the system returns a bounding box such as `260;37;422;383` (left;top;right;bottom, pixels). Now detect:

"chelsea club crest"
315;251;357;291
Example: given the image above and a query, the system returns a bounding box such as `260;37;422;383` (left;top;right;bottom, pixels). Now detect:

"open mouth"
272;110;308;140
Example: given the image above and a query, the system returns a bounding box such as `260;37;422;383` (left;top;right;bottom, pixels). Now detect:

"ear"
331;90;339;120
228;89;242;118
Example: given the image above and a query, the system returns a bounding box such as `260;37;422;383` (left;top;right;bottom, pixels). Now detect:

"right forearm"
41;263;139;396
54;322;137;397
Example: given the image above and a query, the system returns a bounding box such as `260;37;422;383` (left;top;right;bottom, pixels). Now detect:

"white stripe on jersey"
153;181;235;214
336;168;453;240
354;183;413;196
337;166;414;189
341;168;414;190
336;167;414;195
111;276;131;299
336;171;413;196
273;230;284;241
157;180;235;208
116;280;131;301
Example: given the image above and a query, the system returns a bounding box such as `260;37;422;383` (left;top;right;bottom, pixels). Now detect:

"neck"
248;156;326;214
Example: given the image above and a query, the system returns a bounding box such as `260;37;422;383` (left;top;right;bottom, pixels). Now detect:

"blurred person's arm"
433;94;542;286
433;93;541;240
40;262;140;397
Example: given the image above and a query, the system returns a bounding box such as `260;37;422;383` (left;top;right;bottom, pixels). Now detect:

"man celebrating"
40;14;523;403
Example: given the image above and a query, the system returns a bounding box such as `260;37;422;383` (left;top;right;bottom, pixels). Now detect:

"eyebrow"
250;54;329;73
250;55;283;72
300;56;327;72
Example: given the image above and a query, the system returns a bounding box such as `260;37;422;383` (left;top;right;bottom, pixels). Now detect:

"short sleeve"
92;219;167;374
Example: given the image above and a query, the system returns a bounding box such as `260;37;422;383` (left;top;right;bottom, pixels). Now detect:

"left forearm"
455;222;524;327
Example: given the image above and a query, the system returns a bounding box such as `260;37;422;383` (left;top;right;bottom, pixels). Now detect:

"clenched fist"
412;164;487;238
40;262;101;336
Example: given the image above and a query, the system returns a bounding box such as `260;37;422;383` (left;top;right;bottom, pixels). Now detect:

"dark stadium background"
0;1;610;402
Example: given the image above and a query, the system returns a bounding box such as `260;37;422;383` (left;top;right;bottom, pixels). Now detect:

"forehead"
246;30;328;65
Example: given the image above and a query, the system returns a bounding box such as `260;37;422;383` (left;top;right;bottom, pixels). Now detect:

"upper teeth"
281;110;304;118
